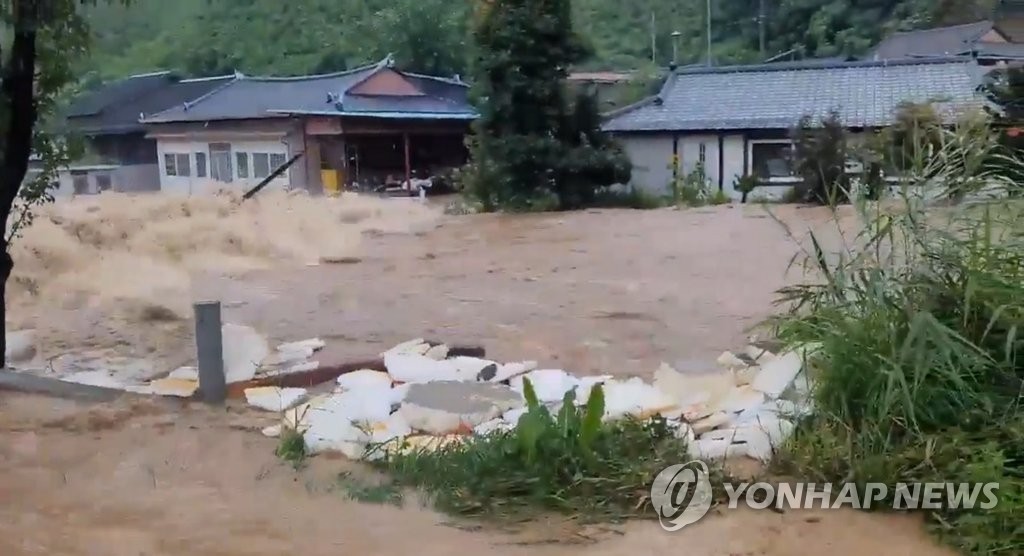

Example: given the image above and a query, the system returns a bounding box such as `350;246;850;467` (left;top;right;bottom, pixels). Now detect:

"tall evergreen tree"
469;0;630;211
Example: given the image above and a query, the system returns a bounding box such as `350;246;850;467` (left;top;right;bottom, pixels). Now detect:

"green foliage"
336;472;404;506
275;427;308;469
76;1;981;84
468;0;631;212
591;186;670;209
734;173;759;203
790;111;850;206
769;122;1024;552
380;380;693;520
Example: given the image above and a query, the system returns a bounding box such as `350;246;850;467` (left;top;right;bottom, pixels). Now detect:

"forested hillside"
81;0;996;80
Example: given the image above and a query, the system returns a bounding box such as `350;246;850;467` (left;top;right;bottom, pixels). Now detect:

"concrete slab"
398;381;522;434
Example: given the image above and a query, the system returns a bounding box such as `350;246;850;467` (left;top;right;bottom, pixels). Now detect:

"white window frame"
747;139;800;184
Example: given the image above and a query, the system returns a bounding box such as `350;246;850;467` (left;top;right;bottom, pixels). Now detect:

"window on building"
95;173;112;192
698;143;707;169
236;152;250;179
164;153;177;176
252;153;271;179
750;141;796;181
71;171;89;194
269;153;287;174
174;153;191;177
209;143;233;182
195;152;208;178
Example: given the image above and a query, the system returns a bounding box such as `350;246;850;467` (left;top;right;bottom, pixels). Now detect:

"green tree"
790;111;850;205
469;0;630;211
0;0;109;366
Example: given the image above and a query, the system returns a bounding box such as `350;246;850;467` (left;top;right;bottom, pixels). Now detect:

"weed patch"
768;121;1024;553
276;426;307;469
337;472;404;506
376;381;728;521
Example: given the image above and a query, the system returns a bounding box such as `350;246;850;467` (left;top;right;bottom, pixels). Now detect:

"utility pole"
671;31;682;68
759;0;767;59
651;12;657;64
706;0;713;66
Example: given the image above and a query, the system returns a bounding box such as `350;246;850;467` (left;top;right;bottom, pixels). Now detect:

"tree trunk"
0;6;41;368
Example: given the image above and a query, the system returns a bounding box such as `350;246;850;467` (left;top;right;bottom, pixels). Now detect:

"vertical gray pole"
759;0;767;59
706;0;713;67
650;12;657;64
194;301;226;404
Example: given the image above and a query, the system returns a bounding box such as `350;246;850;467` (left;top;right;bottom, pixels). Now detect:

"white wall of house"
618;133;674;194
155;136;292;195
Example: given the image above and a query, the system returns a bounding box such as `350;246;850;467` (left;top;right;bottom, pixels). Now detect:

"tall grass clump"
770;113;1024;553
377;380;701;521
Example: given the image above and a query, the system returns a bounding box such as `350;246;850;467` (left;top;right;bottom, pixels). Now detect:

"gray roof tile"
873;21;995;59
602;57;983;132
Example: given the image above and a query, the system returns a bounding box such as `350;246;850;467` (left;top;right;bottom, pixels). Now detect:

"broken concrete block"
222;324;271;384
733;416;795;462
474;417;514;435
715;350;747;369
244;386;308;412
277;338;325;353
384;352;462;383
653;363;735;412
691;411;733;435
751;351;803;399
302;390;393;456
148;377;199;398
603;377;679;420
688;435;745;460
715;386;766;414
502;406;528;425
380;338;429;357
510;369;581;403
367;412;412;445
168;366;199;381
5;329;35;362
262;424;282;438
336;369;393;391
733;365;759;387
398;381;522;434
744;344;777;364
390;383;411;405
424;344;450;361
490;361;538;383
261;347;314;369
449;356;499;381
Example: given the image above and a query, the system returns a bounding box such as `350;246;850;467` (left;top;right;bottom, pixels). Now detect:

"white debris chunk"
448;356;499;380
688;435;746;460
336;369;393;391
261;347;314;368
367;412;412;444
603;377;679;420
502;406;528;425
390;383;411;405
244;386;308;412
222;323;271;384
380;338;429;357
715;351;747;369
733;415;795;462
653;363;734;419
691;411;733;435
5;329;35;363
490;361;538;383
424;344;450;361
744;345;777;363
262;424;282;438
751;351;804;399
399;381;522;434
168;366;199;381
302;390;393;456
277;338;326;353
384;352;462;383
147;378;199;398
715;386;766;414
474;417;514;435
510;369;581;403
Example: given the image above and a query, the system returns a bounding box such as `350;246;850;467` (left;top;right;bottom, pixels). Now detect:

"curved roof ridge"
240;60;382;82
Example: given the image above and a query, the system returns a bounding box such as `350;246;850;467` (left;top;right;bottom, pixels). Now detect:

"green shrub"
768;122;1024;551
592;186;669;209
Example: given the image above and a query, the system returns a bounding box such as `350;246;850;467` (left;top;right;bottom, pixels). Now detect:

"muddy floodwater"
1;204;953;555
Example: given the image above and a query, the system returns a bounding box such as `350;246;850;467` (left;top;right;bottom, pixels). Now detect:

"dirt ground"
0;204;954;555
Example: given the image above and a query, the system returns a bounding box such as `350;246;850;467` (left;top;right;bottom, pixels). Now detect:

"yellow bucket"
321;169;340;196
